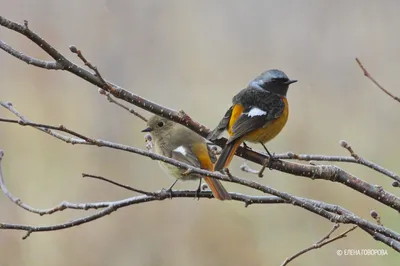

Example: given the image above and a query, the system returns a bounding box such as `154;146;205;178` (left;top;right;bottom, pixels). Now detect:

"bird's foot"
243;142;252;150
163;179;178;199
258;153;278;178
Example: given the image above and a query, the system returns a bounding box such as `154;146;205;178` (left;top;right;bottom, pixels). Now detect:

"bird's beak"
141;127;153;132
285;79;298;85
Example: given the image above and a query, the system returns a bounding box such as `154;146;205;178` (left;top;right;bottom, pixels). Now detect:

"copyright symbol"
337;250;343;256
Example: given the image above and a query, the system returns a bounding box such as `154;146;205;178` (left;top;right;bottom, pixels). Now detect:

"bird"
142;115;231;200
208;69;297;172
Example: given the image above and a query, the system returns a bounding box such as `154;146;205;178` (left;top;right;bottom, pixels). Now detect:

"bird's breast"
244;97;289;143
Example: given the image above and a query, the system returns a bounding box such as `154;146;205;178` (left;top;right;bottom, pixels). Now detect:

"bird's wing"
227;95;285;144
171;145;201;168
207;106;233;141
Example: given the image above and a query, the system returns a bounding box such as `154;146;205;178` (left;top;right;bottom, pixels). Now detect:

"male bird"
208;69;297;171
142;115;231;201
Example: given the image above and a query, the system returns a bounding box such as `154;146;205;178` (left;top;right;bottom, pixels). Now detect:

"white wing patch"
247;107;267;117
173;146;187;156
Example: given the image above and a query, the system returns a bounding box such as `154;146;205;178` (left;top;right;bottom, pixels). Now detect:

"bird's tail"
214;140;241;172
203;177;231;201
195;143;231;201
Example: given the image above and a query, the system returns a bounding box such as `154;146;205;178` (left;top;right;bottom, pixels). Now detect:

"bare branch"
82;173;157;196
240;162;260;175
1;104;400;214
355;57;400;102
283;149;400;183
0;101;90;145
0;150;96;215
281;225;358;266
239;156;400;212
0;40;62;69
366;229;400;251
0;192;284;240
100;90;148;122
340;140;400;184
2;146;399;246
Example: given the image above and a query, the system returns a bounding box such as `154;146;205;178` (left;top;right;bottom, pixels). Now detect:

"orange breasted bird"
142;115;231;201
208;69;297;171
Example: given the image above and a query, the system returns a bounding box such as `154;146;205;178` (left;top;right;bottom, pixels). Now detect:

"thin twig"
69;46;148;122
68;45;115;92
0;150;93;215
100;90;148;122
0;116;95;143
0;40;62;70
281;225;358;266
238;147;400;182
339;140;400;184
82;173;157;196
0;102;90;145
278;150;400;183
240;162;260;175
355;58;400;102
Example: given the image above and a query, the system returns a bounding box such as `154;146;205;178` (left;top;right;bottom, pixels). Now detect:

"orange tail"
203;176;231;201
193;143;231;201
214;140;242;172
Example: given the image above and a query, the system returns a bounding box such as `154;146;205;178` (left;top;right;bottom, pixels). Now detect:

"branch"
99;90;148;122
355;57;400;102
2;103;399;214
0;191;301;240
281;224;358;266
82;173;157;197
281;149;400;184
239;155;400;212
1;16;398;188
1;143;400;247
0;151;379;243
0;40;62;70
0;102;90;145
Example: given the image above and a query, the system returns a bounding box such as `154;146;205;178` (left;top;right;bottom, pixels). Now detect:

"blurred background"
0;0;399;265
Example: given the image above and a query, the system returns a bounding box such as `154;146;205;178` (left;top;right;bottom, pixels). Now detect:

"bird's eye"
157;121;164;127
270;78;277;83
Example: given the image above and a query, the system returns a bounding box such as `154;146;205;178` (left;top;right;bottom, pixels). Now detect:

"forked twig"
281;225;358;265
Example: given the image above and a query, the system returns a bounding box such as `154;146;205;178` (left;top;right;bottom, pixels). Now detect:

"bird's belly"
244;106;289;144
159;161;200;181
